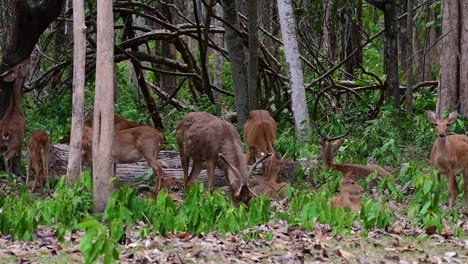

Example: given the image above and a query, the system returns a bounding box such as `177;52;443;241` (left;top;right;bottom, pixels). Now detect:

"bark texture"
248;0;259;111
93;0;115;213
66;0;86;184
277;0;311;141
222;0;249;127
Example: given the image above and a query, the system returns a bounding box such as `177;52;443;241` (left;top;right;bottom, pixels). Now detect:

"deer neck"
339;189;352;206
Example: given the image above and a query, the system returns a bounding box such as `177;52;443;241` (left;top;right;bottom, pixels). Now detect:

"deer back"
243;110;277;153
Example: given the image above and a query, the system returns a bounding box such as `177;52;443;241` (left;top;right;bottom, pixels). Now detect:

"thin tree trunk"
248;0;258;111
66;0;86;184
212;3;224;113
160;1;177;94
93;0;115;213
222;0;248;127
438;0;459;115
277;0;311;141
459;1;468;117
405;0;414;113
383;2;400;111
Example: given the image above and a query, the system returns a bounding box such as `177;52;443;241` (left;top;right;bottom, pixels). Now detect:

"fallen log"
49;144;297;188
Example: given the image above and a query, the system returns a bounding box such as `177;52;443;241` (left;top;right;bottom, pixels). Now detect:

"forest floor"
0;219;467;263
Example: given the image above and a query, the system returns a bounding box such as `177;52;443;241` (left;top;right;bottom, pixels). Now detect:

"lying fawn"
250;153;288;200
243;110;277;165
331;172;364;212
26;130;51;194
427;110;468;208
176;112;262;204
319;138;390;181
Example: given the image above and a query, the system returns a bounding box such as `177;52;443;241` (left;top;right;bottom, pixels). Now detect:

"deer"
243;110;277;165
26;130;51;194
84;110;143;132
427;110;468;208
176;112;266;204
249;153;289;200
82;125;167;191
317;126;391;183
0;60;29;174
330;172;364;212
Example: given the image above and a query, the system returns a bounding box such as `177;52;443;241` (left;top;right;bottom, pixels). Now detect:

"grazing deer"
0;61;28;174
26;130;51;194
82;125;167;190
331;172;364;212
243;110;277;165
427;110;468;208
84;110;142;132
317;126;390;182
250;153;289;200
176;112;264;204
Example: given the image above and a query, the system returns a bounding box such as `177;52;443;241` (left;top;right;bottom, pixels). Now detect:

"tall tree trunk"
222;0;249;127
459;1;468;117
248;0;258;111
93;0;115;213
66;0;86;184
277;0;311;141
212;3;224;113
366;0;400;111
404;0;414;114
160;1;177;94
438;0;459;115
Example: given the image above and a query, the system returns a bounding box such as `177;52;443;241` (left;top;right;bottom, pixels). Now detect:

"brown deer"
250;153;289;200
427;110;468;208
331;172;364;212
84;110;142;132
176;112;263;204
243;110;277;165
0;61;29;174
82;125;167;190
317;126;390;183
26;130;51;194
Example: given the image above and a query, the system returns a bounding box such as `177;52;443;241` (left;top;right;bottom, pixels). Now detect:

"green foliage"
78;220;119;264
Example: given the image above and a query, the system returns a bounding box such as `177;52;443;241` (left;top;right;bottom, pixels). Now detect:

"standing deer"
26;130;51;194
243;110;277;165
82;125;167;190
0;61;28;174
176;112;262;204
331;172;364;212
317;126;390;182
427;110;468;208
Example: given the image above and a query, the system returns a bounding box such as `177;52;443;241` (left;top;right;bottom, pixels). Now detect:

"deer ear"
448;111;458;124
427;111;437;123
332;140;342;149
3;71;16;82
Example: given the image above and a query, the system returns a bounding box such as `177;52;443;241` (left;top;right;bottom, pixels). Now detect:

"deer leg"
206;160;215;189
247;147;256;165
180;153;190;182
43;145;50;194
3;156;9;174
463;169;468;207
448;172;459;208
186;160;202;190
26;154;31;185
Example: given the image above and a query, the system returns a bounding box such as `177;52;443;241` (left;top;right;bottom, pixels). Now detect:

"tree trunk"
404;0;414;114
212;3;224;113
222;0;249;127
160;1;177;94
66;0;86;184
248;0;258;111
383;2;400;111
277;0;311;141
459;1;468;117
93;0;115;213
438;0;459;115
0;0;64;115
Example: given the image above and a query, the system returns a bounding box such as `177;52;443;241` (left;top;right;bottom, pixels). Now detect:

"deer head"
427;111;457;138
339;173;364;195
